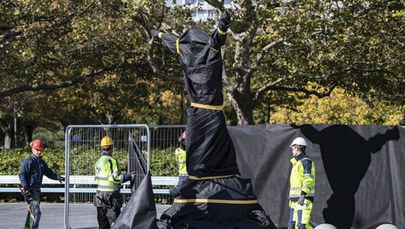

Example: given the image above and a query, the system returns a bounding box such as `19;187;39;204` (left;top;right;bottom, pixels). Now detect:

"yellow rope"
217;28;227;35
188;174;239;180
176;39;180;54
174;198;258;204
190;102;223;110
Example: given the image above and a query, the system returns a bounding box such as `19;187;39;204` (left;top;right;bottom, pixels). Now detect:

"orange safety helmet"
31;139;44;150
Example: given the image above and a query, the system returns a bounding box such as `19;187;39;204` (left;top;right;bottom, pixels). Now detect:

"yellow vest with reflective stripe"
289;156;315;198
95;155;121;192
175;148;187;176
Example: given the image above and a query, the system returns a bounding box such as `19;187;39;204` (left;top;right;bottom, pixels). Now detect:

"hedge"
1;148;177;176
1;148;178;203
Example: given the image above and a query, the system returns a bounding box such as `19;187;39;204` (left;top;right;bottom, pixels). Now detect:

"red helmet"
31;139;44;150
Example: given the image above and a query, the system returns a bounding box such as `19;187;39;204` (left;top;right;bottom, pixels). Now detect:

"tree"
1;0;404;138
269;85;405;125
145;0;404;125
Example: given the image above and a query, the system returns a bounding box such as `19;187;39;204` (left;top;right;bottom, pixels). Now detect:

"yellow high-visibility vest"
289;155;315;198
95;155;121;192
175;148;187;176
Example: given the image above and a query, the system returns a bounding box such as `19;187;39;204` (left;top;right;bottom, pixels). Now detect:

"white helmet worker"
314;224;337;229
290;137;308;147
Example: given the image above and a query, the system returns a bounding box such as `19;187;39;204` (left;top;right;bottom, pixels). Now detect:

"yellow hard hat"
101;136;114;147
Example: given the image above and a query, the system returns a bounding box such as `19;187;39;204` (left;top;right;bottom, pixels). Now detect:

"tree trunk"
0;120;13;149
2;129;12;149
227;91;255;125
22;124;35;147
3;134;11;149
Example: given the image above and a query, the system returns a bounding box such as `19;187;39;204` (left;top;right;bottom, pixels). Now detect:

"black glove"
151;30;160;38
298;194;305;206
23;187;30;196
58;175;65;183
121;173;133;183
218;11;231;32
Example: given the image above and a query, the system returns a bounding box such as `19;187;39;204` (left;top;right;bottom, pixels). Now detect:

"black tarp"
158;176;275;229
112;170;157;229
151;11;239;178
228;124;405;229
112;135;157;229
112;124;404;229
150;12;274;229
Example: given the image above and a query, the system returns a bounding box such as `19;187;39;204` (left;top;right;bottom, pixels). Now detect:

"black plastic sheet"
228;124;404;229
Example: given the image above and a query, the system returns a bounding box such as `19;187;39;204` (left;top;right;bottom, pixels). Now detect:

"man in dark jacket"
19;139;65;229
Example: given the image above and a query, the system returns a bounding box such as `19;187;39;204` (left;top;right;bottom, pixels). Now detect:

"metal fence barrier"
0;175;178;194
63;124;185;229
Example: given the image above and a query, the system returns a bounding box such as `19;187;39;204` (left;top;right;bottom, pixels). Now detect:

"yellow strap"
174;198;258;204
188;174;239;180
217;28;227;35
190;102;223;110
158;32;163;39
176;39;180;54
208;39;219;52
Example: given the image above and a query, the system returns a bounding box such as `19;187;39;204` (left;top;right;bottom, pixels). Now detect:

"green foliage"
0;149;29;175
0;148;64;175
0;146;177;203
1;0;403;135
0;147;177;176
150;147;177;176
269;86;405;125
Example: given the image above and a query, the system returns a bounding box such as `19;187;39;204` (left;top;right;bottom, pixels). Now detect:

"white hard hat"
314;224;337;229
376;224;398;229
290;137;307;147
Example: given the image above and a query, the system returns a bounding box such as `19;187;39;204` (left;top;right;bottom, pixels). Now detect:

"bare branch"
146;37;183;83
0;66;116;98
251;37;284;70
255;82;337;103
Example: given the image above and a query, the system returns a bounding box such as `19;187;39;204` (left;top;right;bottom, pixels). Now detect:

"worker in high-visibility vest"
170;131;188;197
94;136;134;229
288;137;316;229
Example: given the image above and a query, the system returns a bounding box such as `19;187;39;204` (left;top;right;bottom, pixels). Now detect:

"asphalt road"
0;202;170;229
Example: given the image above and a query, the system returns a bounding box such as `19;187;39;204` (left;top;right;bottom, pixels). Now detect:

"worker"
170;131;188;197
19;139;65;229
93;136;134;229
288;137;316;229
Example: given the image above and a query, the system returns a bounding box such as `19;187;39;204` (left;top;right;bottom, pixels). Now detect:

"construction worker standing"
288;137;316;229
19;139;65;229
170;131;188;197
94;136;134;229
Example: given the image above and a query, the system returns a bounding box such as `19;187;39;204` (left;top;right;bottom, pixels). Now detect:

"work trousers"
24;189;41;229
97;206;121;229
94;190;123;229
288;199;313;229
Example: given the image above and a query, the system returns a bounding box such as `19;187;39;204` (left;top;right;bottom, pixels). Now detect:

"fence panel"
64;124;185;229
64;124;149;229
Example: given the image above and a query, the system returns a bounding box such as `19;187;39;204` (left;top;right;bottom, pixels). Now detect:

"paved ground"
0;202;170;229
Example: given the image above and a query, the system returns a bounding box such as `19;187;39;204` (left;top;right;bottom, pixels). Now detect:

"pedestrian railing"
0;175;177;194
